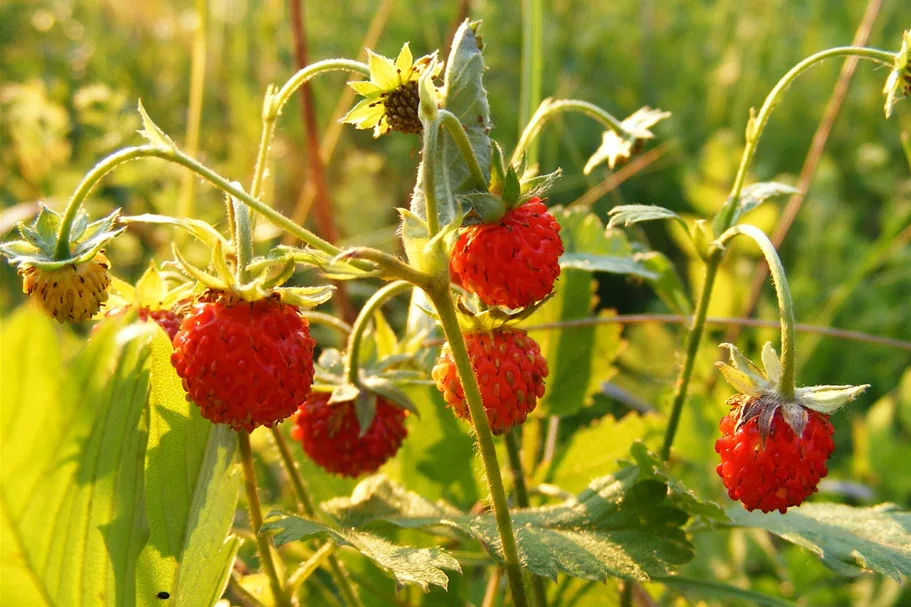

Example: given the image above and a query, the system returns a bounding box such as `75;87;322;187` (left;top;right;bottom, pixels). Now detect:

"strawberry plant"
1;13;910;607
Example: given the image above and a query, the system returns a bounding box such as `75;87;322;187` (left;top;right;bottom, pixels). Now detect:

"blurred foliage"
1;0;910;605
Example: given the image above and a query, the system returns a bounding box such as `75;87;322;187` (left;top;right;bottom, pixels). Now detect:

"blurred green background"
1;0;909;604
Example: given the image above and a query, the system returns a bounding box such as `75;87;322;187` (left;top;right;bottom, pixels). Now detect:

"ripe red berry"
139;307;183;341
171;295;316;432
291;393;408;477
715;395;835;514
432;329;548;435
450;198;563;309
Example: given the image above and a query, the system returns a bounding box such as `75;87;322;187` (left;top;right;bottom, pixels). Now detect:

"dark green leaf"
560;252;657;279
503;165;521;205
261;513;460;591
727;502;911;580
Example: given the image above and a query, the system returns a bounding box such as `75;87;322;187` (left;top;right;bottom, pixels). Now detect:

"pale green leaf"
559;252;657;279
727;503;911;580
606;205;684;230
714;181;799;233
137;99;177;150
797;384;871;414
261;514;460;591
136;326;241;606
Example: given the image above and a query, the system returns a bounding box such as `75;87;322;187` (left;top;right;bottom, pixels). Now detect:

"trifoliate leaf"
606;205;685;230
727;502;911;581
261;513;460;591
797;384;870;414
137;99;177;150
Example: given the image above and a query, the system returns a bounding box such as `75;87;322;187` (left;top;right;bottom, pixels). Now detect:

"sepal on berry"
883;30;911;118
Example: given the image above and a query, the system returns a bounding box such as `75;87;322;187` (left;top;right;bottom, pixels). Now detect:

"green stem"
54;145;340;259
505;430;547;607
519;0;543;167
233;199;254;282
512;99;627;166
659;44;895;460
438;110;488;190
718;226;797;397
268;427;363;607
287;542;336;597
238;431;289;607
340;247;431;286
716;46;895;228
429;288;529;607
421;119;441;235
344;281;412;385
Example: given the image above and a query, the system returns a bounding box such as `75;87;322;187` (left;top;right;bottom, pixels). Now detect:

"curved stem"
268;427;363;607
438;110;488;190
428;287;529;607
341;247;431;286
718;226;796;397
512;99;627;166
659;44;895;460
344;281;412;384
271;59;369;121
54;145;343;259
287;542;336;598
233;199;254;282
299;311;352;337
716;46;895;228
238;431;289;607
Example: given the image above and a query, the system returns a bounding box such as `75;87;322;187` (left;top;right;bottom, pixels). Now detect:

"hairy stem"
287;541;336;597
238;431;289;607
505;430;547;607
344;281;412;385
512;99;627;166
438;110;488;190
659;44;895;460
718;226;797;397
429;288;529;607
421;121;441;235
233;200;254;282
269;428;363;607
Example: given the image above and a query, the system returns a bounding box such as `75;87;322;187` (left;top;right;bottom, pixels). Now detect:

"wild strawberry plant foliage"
1;18;910;607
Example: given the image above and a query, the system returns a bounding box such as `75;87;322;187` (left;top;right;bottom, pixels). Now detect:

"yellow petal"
395;42;414;75
348;80;382;96
341;98;381;127
367;49;399;90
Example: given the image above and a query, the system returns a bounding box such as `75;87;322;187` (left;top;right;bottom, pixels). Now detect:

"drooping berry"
449;199;563;309
291;393;408;477
170;294;316;432
138;307;183;341
21;252;112;323
715;394;835;514
432;329;548;434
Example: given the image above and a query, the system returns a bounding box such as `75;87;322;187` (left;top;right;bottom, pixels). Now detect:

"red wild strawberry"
170;294;316;432
432;329;548;434
715;394;835;514
450;198;563;309
291;393;408;478
139;307;183;341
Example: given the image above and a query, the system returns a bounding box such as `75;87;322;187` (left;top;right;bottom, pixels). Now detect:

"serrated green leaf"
137;324;241;606
560;252;658;279
714;181;799;233
261;513;460;591
520;168;562;201
322;470;694;583
137;99;177;150
727;503;911;581
606;205;684;230
409;20;491;228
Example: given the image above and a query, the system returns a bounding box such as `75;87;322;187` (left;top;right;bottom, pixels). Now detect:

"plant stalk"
505;430;547;607
519;0;543;167
238;431;289;607
269;427;363;607
658;44;895;460
287;541;336;597
177;0;208;224
438;110;488;190
344;281;412;385
429;288;529;607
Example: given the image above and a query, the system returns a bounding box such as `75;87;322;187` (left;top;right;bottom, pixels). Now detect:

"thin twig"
288;0;355;322
731;0;883;341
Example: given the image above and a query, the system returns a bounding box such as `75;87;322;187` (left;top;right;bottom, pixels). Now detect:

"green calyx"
883;30;911;118
107;261;196;313
716;342;870;420
0;204;124;270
